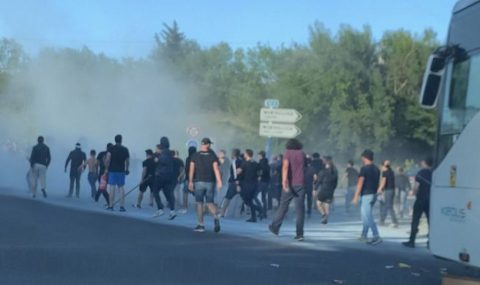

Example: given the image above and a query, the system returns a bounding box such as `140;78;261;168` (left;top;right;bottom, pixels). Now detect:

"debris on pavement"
333;280;345;284
385;265;395;269
398;263;412;269
411;272;421;277
270;264;280;268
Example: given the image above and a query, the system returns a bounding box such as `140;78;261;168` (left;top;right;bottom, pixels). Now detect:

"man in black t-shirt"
257;151;270;217
220;148;243;217
65;143;87;198
403;158;433;248
353;149;382;245
188;138;222;233
378;160;398;227
105;135;130;212
134;149;156;208
344;160;359;213
239;149;264;223
180;146;197;213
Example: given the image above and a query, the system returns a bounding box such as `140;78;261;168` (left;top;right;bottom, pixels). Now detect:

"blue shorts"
108;172;126;187
194;182;215;203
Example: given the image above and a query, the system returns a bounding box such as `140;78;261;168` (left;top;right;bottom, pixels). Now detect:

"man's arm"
125;158;130;174
412;181;420;196
188;161;195;191
104;152;111;173
377;177;386;193
65;153;71;172
282;159;289;192
46;147;51;167
353;176;365;204
213;161;222;191
29;147;35;168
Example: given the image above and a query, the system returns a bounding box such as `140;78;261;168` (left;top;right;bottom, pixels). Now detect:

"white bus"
420;0;480;268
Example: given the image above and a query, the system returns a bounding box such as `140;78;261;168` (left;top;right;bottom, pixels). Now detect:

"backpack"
155;150;175;181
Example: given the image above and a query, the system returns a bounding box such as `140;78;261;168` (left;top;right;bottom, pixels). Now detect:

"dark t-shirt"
192;151;219;183
382;168;395;190
108;144;130;173
97;151;107;174
359;164;380;196
259;158;271;183
415;168;432;201
396;174;410;191
142;158;156;179
284;149;305;186
66;149;87;173
239;160;260;183
345;167;359;187
173;157;185;180
304;165;316;191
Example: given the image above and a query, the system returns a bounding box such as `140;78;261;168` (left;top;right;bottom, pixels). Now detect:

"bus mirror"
420;54;446;108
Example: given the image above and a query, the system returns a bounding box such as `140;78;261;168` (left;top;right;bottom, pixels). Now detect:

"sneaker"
119;206;126;212
321;217;328;225
402;241;415;248
268;224;279;236
169;211;177;220
178;208;188;214
153;209;164;217
214;219;221;233
358;237;368;243
294;235;305;241
132;204;141;209
41;189;47;198
194;225;205;232
368;237;383;246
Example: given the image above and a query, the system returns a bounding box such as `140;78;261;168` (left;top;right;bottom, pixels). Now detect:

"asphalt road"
0;194;477;285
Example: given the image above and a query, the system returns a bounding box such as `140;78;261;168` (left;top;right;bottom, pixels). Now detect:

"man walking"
86;150;99;199
238;149;264;222
402;158;433;248
29;136;51;198
257;151;270;217
65;143;87;198
344;160;359;213
378;160;399;227
188;138;222;233
395;167;411;218
315;156;338;224
269;139;306;241
134;149;156;209
220;149;242;217
152;137;177;220
180;146;197;214
353;149;382;245
105;135;130;212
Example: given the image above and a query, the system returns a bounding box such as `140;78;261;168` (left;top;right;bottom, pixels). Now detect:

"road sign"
264;99;280;109
260;108;302;124
259;122;301;138
186;126;199;138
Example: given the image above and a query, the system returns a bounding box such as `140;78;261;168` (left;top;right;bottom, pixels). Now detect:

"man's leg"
386;190;398;225
367;196;380;238
68;172;75;197
270;189;294;233
293;187;306;237
88;173;95;198
408;199;423;244
75;172;81;198
379;198;386;224
152;179;165;210
108;185;116;208
360;196;369;238
119;186;125;208
102;191;110;205
221;182;236;217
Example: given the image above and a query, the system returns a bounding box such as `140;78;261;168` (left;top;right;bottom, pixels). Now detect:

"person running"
65;143;87;198
29;136;51;198
269;139;306;241
152;137;177;220
257;150;270;218
86;150;99;199
344;160;359;213
395;167;411;218
352;149;382;245
217;149;231;206
220;148;242;217
172;150;185;209
402;158;433;248
378;160;399;227
97;143;113;182
180;146;197;214
134;149;156;209
238;149;264;222
105;135;130;212
316;156;338;224
188;138;222;233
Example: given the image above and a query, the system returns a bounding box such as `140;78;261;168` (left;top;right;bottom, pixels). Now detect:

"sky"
0;0;458;59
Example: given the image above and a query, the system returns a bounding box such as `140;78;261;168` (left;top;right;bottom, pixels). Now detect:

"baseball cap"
201;138;213;145
145;149;154;155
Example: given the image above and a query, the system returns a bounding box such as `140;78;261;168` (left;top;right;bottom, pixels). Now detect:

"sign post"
263;99;280;159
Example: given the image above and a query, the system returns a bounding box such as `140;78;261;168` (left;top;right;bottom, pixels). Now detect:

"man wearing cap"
29;136;51;198
352;149;382;245
65;143;87;198
188;138;222;233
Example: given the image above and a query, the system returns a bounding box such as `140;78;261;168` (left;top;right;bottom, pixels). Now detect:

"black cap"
145;149;154;156
201;138;213;145
361;149;374;161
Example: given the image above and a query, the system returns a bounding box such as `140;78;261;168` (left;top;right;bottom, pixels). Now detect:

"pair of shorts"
225;182;239;199
108;172;126;187
317;191;333;204
139;181;154;193
194;182;215;203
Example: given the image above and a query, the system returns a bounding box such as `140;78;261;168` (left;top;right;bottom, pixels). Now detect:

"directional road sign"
260;108;302;124
259;122;301;138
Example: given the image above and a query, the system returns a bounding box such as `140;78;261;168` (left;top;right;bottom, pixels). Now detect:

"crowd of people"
27;134;432;247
